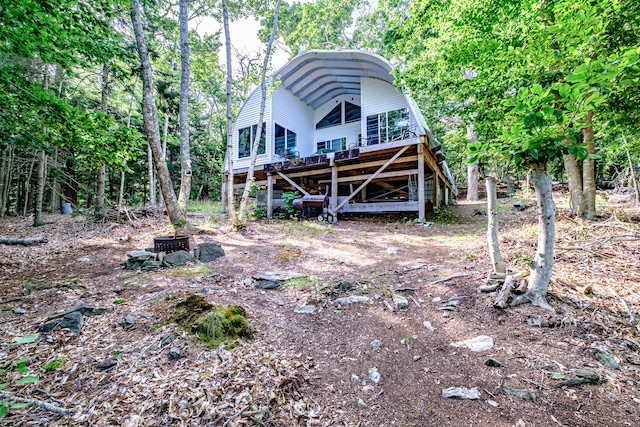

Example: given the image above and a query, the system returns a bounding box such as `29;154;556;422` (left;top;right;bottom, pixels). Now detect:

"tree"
177;0;192;213
130;0;187;230
237;0;283;222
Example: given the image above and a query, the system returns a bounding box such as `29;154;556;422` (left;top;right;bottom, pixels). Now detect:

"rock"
423;321;435;331
358;398;367;407
334;295;369;305
196;242;225;262
123;315;135;327
370;340;383;351
252;271;305;289
351;374;359;383
392;294;409;309
594;350;619;368
413;355;422;362
432;297;442;303
12;308;26;315
140;312;154;319
37;319;62;333
96;359;118;371
59;311;84;334
503;386;535;401
47;300;113;319
442;387;480;400
387;247;402;254
294;305;316;314
168;347;182;359
450;335;494;352
243;278;253;287
368;367;381;384
127;250;156;260
335;280;353;291
525;315;542;327
554;378;592;388
362;385;374;392
161;335;175;347
407;263;425;270
428;264;443;271
484;358;503;367
196;287;211;294
163;250;194;266
76;257;90;263
573;369;600;382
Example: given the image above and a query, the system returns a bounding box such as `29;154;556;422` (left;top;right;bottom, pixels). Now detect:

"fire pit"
154;235;192;253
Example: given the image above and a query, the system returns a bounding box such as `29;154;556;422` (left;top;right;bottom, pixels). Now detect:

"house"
222;50;457;221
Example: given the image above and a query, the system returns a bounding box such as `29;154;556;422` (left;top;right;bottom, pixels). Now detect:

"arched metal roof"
276;50;395;109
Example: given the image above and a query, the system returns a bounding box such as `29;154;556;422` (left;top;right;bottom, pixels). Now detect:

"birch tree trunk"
177;0;192;213
511;162;555;310
466;123;479;201
95;61;110;219
562;151;583;216
238;0;283;220
581;111;596;220
486;177;505;274
222;0;238;226
627;149;639;204
147;145;156;206
0;146;12;217
130;0;186;230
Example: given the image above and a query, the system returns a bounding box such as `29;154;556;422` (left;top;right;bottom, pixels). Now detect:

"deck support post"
445;186;449;205
221;173;227;215
330;159;337;211
434;174;440;210
267;173;273;218
417;142;425;222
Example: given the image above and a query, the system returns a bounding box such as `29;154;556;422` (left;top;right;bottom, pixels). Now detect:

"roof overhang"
276;50;395;110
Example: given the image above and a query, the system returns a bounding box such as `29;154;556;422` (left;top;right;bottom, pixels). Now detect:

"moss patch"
169;295;252;348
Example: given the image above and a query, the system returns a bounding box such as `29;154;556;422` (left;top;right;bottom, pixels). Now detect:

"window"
316;137;346;152
345;102;361;123
275;123;297;158
315;101;361;129
365;108;409;145
238;123;266;158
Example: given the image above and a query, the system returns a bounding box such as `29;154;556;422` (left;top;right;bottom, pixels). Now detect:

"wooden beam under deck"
318;169;419;184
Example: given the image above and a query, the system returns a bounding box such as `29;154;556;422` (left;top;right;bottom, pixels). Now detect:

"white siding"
313;94;362;150
361;77;414;137
232;89;272;169
271;86;314;158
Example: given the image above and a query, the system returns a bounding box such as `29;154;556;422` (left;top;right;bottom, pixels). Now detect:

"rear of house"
223;50;457;221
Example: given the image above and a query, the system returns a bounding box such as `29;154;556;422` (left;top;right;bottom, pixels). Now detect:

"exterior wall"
271;86;314;159
312;94;362;151
360;77;416;137
232;89;272;169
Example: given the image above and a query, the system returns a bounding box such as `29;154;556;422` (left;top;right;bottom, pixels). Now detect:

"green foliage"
279;191;301;219
42;358;67;372
113;298;125;305
12;334;38;345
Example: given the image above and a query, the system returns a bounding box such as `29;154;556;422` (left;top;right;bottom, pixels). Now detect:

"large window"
275;123;297;158
316;101;361;129
316;137;346;152
365;108;409;145
238;123;266;158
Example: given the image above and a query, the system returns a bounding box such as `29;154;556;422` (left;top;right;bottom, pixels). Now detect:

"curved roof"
276;50;395;110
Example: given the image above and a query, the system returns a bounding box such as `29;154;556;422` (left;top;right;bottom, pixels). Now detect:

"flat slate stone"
503;386;536;401
163;250;194;266
294;305;316;314
59;312;83;334
127;250;156;259
253;271;305;289
334;295;369;304
197;242;225;262
393;294;409;309
96;359;118;371
450;335;494;352
442;386;480;400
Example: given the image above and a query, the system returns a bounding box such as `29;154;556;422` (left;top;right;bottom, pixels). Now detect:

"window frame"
238;123;266;159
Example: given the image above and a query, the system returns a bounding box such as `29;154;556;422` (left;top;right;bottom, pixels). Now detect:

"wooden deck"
224;136;456;221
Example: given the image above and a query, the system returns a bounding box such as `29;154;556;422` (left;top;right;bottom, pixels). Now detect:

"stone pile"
122;242;224;271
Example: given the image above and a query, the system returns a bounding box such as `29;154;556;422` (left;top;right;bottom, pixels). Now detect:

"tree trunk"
95;62;110;219
238;0;283;220
562;151;583;216
130;0;186;230
148;144;156;206
158;113;169;206
48;148;60;213
0;145;12;217
505;169;515;196
627;149;639;204
486;177;505;274
177;0;192;213
34;65;51;226
466;123;479;201
222;0;238;226
581;111;596;219
511;161;555;310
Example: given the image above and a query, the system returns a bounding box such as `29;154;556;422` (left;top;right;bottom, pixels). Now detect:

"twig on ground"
428;274;470;286
0;390;75;416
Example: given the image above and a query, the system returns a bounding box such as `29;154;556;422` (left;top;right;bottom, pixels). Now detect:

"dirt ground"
1;194;639;426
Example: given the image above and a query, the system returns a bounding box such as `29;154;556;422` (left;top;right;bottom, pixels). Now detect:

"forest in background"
0;0;639;221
